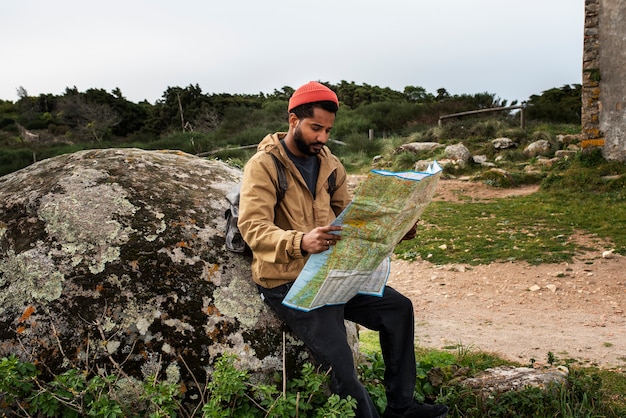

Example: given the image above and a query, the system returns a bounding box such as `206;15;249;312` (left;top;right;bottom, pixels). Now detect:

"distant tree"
83;88;147;136
441;92;508;110
190;104;221;133
334;80;405;109
147;84;209;133
16;86;28;100
526;84;582;123
57;92;121;142
403;85;435;103
267;86;294;101
14;92;57;130
436;88;450;101
143;85;266;137
0;100;18;131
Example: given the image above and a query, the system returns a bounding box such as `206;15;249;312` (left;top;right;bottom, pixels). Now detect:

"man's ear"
288;112;300;129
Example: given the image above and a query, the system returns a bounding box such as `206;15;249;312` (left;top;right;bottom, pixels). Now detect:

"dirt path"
351;176;626;370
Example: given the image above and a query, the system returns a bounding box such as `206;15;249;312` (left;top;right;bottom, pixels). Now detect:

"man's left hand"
401;223;418;241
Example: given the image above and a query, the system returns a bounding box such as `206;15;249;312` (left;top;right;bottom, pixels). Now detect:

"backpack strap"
270;153;288;203
270;152;336;201
327;170;337;196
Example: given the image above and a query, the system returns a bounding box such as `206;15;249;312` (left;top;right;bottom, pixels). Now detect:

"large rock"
0;148;356;400
461;366;569;396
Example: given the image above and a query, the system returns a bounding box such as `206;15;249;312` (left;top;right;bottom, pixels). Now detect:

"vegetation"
0;353;355;417
3;81;626;416
1;82;581;177
2;145;626;415
395;148;626;264
2;345;625;417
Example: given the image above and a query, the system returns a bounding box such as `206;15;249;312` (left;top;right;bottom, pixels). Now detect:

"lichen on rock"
38;167;138;274
0;247;64;315
0;148;355;404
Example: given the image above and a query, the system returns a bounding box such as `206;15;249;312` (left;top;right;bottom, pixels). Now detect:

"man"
238;81;448;418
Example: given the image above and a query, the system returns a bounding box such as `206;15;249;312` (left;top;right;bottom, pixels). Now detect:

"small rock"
557;134;582;145
523;140;552;158
555;150;577;159
602;249;614;259
492;137;517;149
397;142;444;154
529;285;541;292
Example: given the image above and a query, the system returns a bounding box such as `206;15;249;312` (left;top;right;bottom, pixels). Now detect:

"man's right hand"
301;225;343;254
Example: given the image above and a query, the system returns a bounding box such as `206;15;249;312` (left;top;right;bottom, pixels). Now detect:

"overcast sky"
1;0;584;105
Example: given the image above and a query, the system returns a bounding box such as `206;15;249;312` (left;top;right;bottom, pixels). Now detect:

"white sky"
1;0;584;105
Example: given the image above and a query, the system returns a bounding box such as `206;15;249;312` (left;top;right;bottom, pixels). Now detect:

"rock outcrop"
0;148;357;401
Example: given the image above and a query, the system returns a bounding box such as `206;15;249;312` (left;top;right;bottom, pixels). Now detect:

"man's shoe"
383;400;449;418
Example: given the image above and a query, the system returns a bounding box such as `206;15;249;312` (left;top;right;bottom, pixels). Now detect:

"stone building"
582;0;626;161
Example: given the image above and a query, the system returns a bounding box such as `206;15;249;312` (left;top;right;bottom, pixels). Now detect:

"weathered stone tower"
582;0;626;161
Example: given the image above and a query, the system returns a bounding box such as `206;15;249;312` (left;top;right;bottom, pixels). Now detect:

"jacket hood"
257;132;283;153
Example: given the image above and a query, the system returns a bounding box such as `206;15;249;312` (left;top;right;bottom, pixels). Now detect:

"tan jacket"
238;133;352;288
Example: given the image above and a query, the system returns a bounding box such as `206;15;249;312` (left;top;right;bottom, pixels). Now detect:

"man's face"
290;107;335;157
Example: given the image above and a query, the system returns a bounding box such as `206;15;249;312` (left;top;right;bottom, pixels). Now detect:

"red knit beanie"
288;81;339;112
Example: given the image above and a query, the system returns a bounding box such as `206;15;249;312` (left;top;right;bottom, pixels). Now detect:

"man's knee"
387;288;414;314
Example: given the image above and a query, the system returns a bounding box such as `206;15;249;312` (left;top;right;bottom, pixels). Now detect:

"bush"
0;148;35;176
3;347;625;417
332;109;371;140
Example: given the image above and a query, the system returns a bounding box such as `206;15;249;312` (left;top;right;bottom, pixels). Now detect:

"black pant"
258;284;416;418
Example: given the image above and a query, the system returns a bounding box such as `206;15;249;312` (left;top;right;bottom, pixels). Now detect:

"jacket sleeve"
238;154;306;264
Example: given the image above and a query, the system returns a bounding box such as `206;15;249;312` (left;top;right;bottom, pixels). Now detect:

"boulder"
396;142;444;154
461;366;569;396
0;148;357;401
444;143;472;167
523;140;553;158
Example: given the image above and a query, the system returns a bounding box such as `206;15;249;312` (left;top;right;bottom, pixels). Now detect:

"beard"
293;125;322;156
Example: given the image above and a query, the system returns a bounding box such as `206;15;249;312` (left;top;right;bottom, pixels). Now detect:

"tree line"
0;81;582;176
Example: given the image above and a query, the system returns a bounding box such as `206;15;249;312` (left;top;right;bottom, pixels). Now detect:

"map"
282;161;442;311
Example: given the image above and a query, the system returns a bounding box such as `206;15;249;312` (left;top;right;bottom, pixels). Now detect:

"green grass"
395;181;626;266
396;192;619;265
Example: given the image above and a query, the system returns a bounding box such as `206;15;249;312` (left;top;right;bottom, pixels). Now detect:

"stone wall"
582;0;626;161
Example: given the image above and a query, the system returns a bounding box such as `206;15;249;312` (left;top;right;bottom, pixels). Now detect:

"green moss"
586;68;602;83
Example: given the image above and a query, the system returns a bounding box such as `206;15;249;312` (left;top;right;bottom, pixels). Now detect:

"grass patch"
395;187;626;265
358;331;626;417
